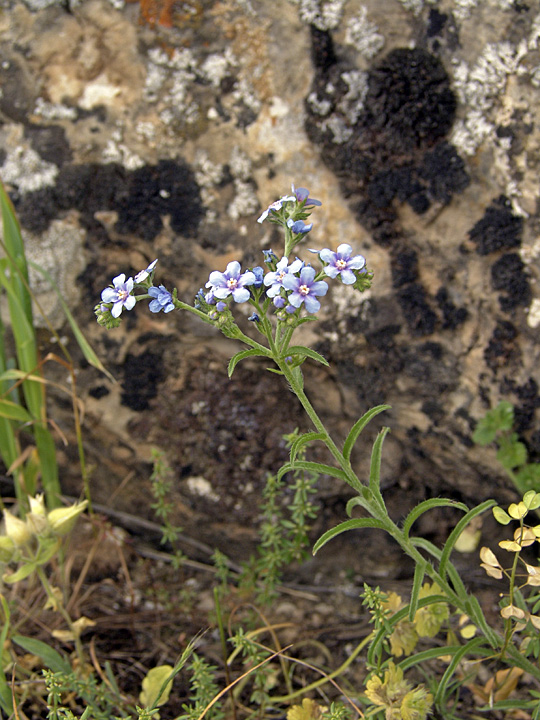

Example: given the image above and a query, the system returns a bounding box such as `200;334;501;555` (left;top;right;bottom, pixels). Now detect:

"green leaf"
472;401;514;446
283;345;329;366
0;399;32;422
289;432;327;464
228;348;270;377
493;506;512;525
438;500;497;584
402;498;469;539
342;404;391;461
515;465;540;493
140;665;174;710
3;562;37;584
434;637;486;706
313;517;388;555
12;635;71;673
277;460;350;486
368;427;390;509
496;435;527;470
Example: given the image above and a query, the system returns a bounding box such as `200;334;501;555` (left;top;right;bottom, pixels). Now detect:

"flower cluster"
95;185;372;332
1;496;88;566
480;491;540;629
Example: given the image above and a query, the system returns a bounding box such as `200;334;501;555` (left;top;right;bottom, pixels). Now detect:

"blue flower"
292;184;322;207
101;274;136;318
248;313;260;322
319;244;366;285
148;285;175;313
273;296;286;309
206;261;256;303
263;257;304;298
252;266;264;288
257;194;296;223
287;218;313;234
263;249;278;265
282;265;328;314
216;301;227;312
134;259;158;283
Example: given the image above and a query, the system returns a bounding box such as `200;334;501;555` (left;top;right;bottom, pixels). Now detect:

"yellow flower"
414;583;449;638
3;510;31;547
287;698;323;720
47;500;88;536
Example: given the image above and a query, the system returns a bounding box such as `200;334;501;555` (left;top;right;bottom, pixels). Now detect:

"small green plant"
150;448;185;569
473;400;540;495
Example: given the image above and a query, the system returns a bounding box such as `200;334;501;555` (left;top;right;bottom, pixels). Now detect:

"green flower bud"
47;500;88;536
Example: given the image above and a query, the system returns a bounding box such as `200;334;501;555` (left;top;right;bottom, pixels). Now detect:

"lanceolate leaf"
277;460;349;485
0;399;32;422
368;426;390;508
228;348;271;377
12;635;70;674
284;345;329;366
289;432;327;464
343;404;391;461
402;498;469;539
313;517;388;554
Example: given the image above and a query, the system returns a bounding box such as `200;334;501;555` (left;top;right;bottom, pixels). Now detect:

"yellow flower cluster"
365;662;432;720
1;495;88;563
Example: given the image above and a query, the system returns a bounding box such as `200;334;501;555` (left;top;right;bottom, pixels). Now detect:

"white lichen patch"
1;142;58;194
185;476;219;502
290;0;347;30
338;69;369;124
344;7;385;60
33;97;77;121
102;128;145;170
527;298;540;329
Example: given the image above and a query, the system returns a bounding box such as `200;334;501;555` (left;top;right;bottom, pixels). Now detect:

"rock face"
0;0;539;549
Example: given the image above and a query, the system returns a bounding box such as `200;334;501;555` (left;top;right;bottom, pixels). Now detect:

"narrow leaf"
0;399;32;422
12;635;70;674
368;426;390;508
402;498;469;539
228;348;270;377
277;460;349;486
313;517;388;554
434;637;486;706
289;432;326;464
284;345;329;366
343;404;391;461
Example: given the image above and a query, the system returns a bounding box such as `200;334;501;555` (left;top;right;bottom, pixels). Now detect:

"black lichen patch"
435;287;468;329
24;124;72;167
12;159;204;242
484;320;520;372
468;196;523;255
121;351;164;411
0;55;37;123
396;283;438;336
362;48;456;155
391;247;419;288
491;252;531;311
305;43;468;247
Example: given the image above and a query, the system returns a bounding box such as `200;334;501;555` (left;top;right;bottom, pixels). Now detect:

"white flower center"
299;284;310;296
118;289;129;301
227;278;238;290
336;259;347;270
277;271;286;281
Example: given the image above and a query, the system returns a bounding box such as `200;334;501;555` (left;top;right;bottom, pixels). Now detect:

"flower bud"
29;494;46;515
3;510;32;547
47;500;88;536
